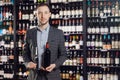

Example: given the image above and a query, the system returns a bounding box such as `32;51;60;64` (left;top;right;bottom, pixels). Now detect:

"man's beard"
39;20;49;26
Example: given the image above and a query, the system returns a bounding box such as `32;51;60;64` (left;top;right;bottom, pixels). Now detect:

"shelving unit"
15;0;49;80
0;0;15;80
0;0;120;80
49;0;87;80
86;0;120;80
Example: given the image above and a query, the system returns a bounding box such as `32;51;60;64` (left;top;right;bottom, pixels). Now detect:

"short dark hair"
37;3;51;12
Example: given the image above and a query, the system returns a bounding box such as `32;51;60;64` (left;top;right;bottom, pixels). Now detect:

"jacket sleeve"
23;30;32;67
54;30;67;69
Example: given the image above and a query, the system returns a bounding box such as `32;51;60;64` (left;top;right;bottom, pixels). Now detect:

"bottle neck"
46;42;49;49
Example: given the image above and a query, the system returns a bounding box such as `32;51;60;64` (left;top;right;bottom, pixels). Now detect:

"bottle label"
115;58;119;64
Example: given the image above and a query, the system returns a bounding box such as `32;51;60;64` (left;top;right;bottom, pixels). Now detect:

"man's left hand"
45;64;56;72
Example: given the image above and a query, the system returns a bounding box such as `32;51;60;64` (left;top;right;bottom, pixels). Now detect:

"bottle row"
87;24;120;34
0;49;23;64
16;22;37;35
51;2;83;19
87;18;120;34
87;67;119;80
0;0;14;5
18;50;24;64
18;2;83;20
60;66;83;80
0;47;14;64
0;20;37;36
0;35;14;49
57;19;83;34
0;6;13;21
87;51;120;66
18;5;37;20
0;22;13;35
87;1;120;17
88;17;120;23
87;34;120;50
0;64;14;79
64;34;83;50
17;23;28;35
0;20;13;26
50;0;83;3
17;65;28;79
63;51;83;66
19;0;47;3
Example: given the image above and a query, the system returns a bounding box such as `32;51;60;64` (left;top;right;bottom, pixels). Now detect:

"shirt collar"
37;24;50;32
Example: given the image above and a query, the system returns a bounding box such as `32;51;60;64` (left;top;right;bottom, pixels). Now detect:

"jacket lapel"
48;27;54;43
32;28;37;47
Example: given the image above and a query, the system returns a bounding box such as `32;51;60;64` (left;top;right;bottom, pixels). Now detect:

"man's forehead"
37;6;49;10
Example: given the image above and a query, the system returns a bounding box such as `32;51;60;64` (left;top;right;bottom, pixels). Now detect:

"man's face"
37;6;51;25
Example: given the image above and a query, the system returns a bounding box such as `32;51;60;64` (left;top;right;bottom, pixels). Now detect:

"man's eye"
38;12;41;14
38;12;50;14
45;12;49;14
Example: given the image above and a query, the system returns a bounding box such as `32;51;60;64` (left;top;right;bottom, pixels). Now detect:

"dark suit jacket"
23;26;67;80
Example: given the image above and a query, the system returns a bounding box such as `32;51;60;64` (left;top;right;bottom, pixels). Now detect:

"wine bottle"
18;6;22;20
8;50;14;63
87;51;91;65
43;42;51;68
115;51;119;66
76;67;80;80
19;50;24;64
8;21;13;34
18;68;23;79
0;67;4;79
106;52;110;66
34;47;39;70
64;35;69;50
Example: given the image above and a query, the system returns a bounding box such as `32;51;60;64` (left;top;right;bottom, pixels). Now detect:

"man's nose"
41;13;45;18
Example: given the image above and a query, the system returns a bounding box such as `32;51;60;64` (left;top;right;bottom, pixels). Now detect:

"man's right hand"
27;62;37;69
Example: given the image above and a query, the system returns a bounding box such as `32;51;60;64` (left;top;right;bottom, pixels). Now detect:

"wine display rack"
16;0;48;80
0;0;120;80
50;0;86;80
0;0;15;80
86;0;120;80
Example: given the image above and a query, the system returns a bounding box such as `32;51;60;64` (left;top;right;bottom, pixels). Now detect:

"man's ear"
49;12;51;17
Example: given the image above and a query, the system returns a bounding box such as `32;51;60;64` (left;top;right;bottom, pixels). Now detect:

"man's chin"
40;21;48;25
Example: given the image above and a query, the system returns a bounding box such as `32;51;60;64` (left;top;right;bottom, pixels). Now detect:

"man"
23;3;67;80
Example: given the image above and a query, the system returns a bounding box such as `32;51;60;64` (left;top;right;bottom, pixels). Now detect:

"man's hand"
27;62;37;69
45;64;56;72
40;66;46;71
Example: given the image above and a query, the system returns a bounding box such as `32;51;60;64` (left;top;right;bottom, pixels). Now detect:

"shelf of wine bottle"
12;0;120;80
17;3;38;35
0;4;14;36
50;19;83;34
16;64;28;80
50;2;83;19
86;0;120;80
0;64;14;80
87;18;120;34
0;35;14;68
0;0;14;6
50;0;83;3
87;34;120;50
18;0;47;4
87;50;120;67
87;0;120;18
87;67;120;80
0;0;15;79
50;1;85;80
64;34;83;50
0;4;14;20
16;0;48;80
60;66;84;80
63;50;83;66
